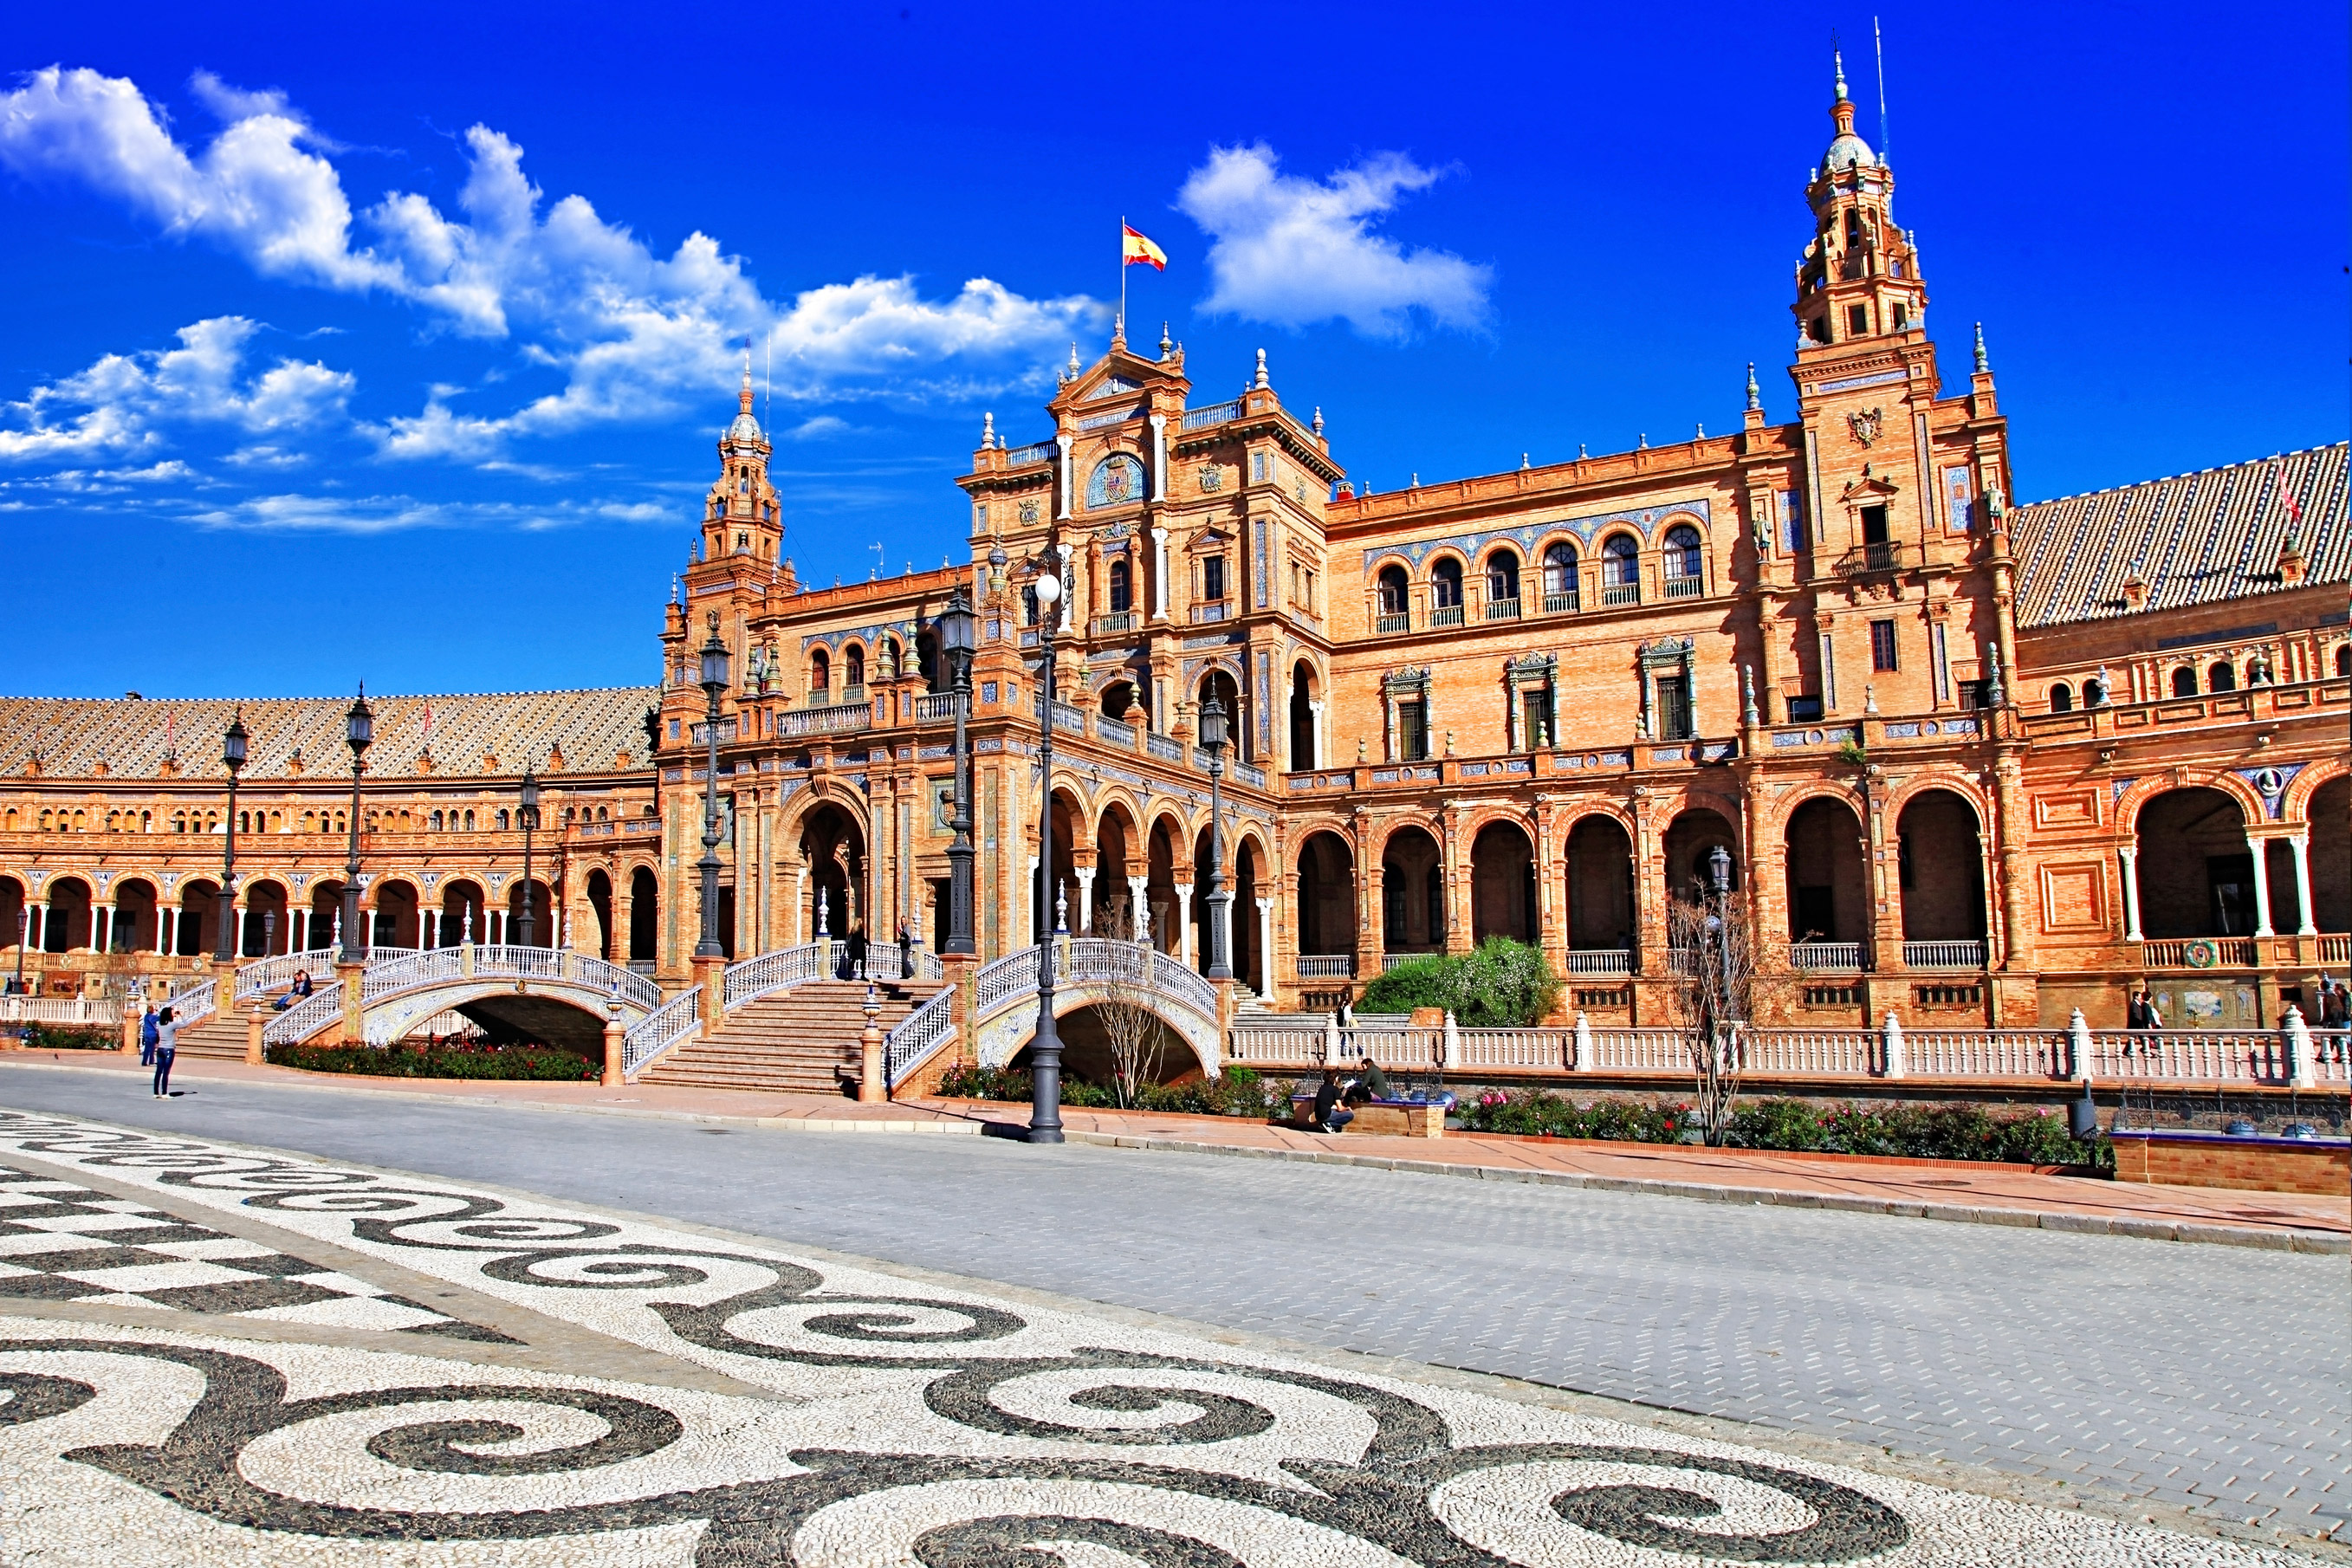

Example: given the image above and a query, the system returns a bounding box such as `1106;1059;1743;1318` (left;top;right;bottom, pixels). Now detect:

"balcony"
1790;941;1864;971
1601;582;1641;607
912;690;963;722
2141;936;2258;969
1296;954;1356;979
1377;611;1410;634
1430;603;1466;628
777;700;873;737
1543;590;1579;613
1096;714;1135;747
1145;731;1184;763
1836;540;1905;575
1902;939;1985;970
1662;574;1705;599
1563;948;1630;976
1093;611;1134;634
1484;595;1523;621
1047;700;1086;736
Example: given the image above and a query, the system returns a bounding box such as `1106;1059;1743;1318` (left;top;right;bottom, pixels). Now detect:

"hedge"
936;1062;1286;1118
1460;1090;2110;1169
1357;937;1562;1027
266;1040;599;1081
16;1025;119;1051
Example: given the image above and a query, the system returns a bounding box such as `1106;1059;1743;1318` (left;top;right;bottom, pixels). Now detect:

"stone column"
93;901;112;954
2117;846;2144;943
1126;875;1149;943
1174;882;1195;967
245;1004;264;1066
1149;412;1167;502
1254;896;1273;993
2246;836;2275;938
601;1005;626;1087
2288;833;2316;936
1074;867;1097;934
1151;526;1170;621
1442;809;1472;955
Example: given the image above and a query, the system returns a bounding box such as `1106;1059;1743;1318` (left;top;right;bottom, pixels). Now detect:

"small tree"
1664;853;1755;1147
1092;910;1170;1108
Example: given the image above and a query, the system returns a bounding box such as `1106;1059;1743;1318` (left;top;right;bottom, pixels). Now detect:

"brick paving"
0;1052;2343;1539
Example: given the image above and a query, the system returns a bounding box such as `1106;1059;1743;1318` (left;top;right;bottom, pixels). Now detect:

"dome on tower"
1822;131;1877;175
726;408;764;445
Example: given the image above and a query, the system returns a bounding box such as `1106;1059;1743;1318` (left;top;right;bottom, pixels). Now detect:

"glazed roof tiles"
2010;442;2348;629
0;687;658;783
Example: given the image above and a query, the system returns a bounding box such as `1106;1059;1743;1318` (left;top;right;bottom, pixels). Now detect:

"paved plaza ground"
0;1058;2343;1563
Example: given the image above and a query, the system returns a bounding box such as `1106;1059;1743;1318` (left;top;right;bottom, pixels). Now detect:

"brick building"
3;66;2344;1044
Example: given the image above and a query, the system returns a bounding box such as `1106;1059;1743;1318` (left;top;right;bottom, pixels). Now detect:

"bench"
1288;1092;1454;1139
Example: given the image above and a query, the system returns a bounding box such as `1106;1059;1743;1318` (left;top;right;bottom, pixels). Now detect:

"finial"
1578;443;1588;459
1833;48;1850;102
1746;361;1760;411
1111;312;1124;344
1054;884;1068;936
1520;452;1530;470
1863;682;1879;716
1742;666;1759;727
1694;422;1705;440
1410;471;1419;488
1312;405;1324;437
982;411;995;448
1159;321;1173;357
1066;342;1081;379
1972;321;1989;374
1637;433;1649;450
1254;347;1269;389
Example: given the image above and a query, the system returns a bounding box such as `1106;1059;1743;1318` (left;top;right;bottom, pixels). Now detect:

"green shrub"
936;1062;1282;1118
18;1025;118;1051
267;1040;598;1081
1727;1097;1831;1151
1357;938;1561;1027
1463;1090;2109;1169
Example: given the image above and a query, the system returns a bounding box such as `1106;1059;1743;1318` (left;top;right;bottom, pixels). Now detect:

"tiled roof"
0;688;658;784
2010;443;2348;629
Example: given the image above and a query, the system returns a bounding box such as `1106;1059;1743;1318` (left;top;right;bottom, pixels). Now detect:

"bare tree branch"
1665;883;1755;1146
1092;907;1169;1108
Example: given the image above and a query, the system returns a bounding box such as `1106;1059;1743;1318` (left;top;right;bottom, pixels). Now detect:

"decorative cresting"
962;939;1224;1081
0;1111;1933;1565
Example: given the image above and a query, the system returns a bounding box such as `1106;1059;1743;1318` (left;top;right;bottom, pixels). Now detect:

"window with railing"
1542;542;1579;612
1376;564;1409;632
1397;700;1429;760
1662;524;1704;597
1430;557;1464;625
1602;534;1641;606
1108;559;1132;614
1655;676;1693;740
1485;548;1520;619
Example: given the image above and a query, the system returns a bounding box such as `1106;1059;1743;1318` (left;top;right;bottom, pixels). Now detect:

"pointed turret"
704;351;781;567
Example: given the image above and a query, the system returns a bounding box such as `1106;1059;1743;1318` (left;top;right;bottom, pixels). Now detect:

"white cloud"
1176;143;1491;338
0;316;353;463
182;489;676;535
0;68;1105;460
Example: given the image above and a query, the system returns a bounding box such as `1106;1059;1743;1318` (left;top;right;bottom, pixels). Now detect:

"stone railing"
2087;1028;2346;1085
0;995;123;1028
913;690;964;722
2320;934;2349;965
777;700;874;737
1096;715;1136;747
1902;940;1985;970
1047;700;1086;736
161;976;216;1028
972;940;1216;1022
262;981;345;1047
235;949;340;1001
357;945;660;1011
1562;949;1631;976
722;943;828;1009
1901;1028;2068;1079
1789;942;1864;972
2140;937;2259;969
884;988;959;1090
1296;954;1355;979
361;948;466;1001
1000;440;1055;466
1144;731;1184;763
975;950;1037;1013
1226;1020;1332;1068
623;989;701;1076
1180;399;1241;431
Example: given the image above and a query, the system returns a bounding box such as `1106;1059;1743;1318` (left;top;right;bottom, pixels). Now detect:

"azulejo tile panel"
0;1110;2300;1565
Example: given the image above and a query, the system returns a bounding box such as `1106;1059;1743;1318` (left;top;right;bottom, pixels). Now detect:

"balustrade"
777;700;874;737
623;989;701;1076
235;948;340;1001
1902;940;1986;970
1562;949;1631;976
262;981;344;1047
884;988;959;1088
0;995;122;1027
1789;942;1864;971
1096;715;1136;747
2139;936;2258;969
1295;954;1356;979
913;691;963;722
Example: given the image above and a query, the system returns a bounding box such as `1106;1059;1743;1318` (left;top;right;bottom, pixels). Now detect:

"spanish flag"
1122;224;1167;270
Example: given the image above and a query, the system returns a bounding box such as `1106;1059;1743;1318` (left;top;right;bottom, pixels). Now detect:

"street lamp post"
11;910;24;995
937;585;978;956
213;712;248;962
517;767;541;949
340;687;373;965
1026;566;1066;1144
1199;694;1233;981
695;613;731;961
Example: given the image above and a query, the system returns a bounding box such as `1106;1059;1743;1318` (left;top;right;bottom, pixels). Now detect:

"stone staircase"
172;1012;251;1060
639;979;947;1095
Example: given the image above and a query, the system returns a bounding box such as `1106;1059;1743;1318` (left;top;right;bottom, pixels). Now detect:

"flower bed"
265;1040;599;1081
13;1025;119;1051
1460;1090;2111;1170
935;1063;1286;1118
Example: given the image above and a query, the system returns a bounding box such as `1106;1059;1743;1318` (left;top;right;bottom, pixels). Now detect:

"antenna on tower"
763;327;773;433
1873;16;1889;162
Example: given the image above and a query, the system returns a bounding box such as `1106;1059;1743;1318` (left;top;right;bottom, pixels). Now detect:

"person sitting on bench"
271;969;314;1012
1344;1053;1390;1106
1312;1067;1353;1134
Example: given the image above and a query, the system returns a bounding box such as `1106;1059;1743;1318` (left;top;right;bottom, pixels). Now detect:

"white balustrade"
1350;1023;1446;1071
1456;1027;1573;1071
1296;954;1356;979
776;700;874;737
1899;1028;2069;1079
1563;949;1631;976
2088;1029;2296;1084
1901;940;1986;970
884;988;959;1088
2139;936;2258;969
1739;1028;1876;1077
1586;1027;1686;1072
360;949;465;1001
975;950;1038;1011
1789;942;1864;971
162;977;217;1027
623;989;702;1076
722;943;827;1009
0;996;123;1027
235;948;340;1001
262;981;344;1047
1225;1022;1329;1066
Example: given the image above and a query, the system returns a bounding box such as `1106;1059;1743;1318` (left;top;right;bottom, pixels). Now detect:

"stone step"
172;1015;250;1060
640;980;949;1095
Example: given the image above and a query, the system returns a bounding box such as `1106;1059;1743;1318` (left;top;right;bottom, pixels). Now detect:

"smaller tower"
703;356;781;565
1792;51;1928;353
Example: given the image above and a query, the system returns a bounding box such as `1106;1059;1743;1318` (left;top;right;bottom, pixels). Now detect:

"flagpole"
1118;216;1127;340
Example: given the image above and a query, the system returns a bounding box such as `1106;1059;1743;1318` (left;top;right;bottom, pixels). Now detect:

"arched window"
1108;559;1132;614
845;644;865;690
496;808;511;831
1662;524;1703;582
1542;543;1578;610
1376;564;1409;629
2170;665;2198;697
1430;558;1464;623
1485;548;1520;612
2337;644;2350;677
810;648;831;696
2049;683;2073;713
1021;585;1040;626
2206;661;2236;692
461;810;472;832
2083;677;2106;707
1602;535;1641;604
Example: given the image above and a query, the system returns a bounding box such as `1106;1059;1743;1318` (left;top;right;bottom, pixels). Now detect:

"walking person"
2126;988;2163;1031
139;1002;159;1066
151;1006;178;1098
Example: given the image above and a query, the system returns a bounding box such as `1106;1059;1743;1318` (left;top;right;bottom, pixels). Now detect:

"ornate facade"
3;69;2345;1036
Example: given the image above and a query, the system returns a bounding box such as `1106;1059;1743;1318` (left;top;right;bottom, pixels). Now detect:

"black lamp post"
12;909;24;995
1199;693;1233;981
1026;564;1066;1144
937;585;978;956
695;612;731;961
214;712;248;962
516;767;541;949
340;687;373;964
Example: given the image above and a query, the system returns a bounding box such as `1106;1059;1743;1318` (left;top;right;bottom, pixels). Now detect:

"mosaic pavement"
0;1107;2311;1565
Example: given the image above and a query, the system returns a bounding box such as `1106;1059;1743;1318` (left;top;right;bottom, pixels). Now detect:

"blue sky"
3;1;2343;700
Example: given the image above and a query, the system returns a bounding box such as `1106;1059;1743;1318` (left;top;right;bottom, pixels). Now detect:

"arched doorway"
0;878;24;962
1035;789;1082;941
2310;777;2349;935
178;880;218;957
45;878;91;953
1095;805;1137;936
1098;678;1138;723
1295;832;1357;964
1565;816;1635;956
629;867;659;962
438;880;483;946
1470;820;1535;943
799;803;866;943
1784;798;1868;946
112;878;158;954
586;869;614;959
1234;835;1263;990
1381;826;1444;954
310;880;344;951
373;881;419;950
1288;662;1317;772
1661;808;1739;906
241;879;289;956
1197;668;1246;763
1146;815;1184;955
1896;791;1986;946
507;879;556;948
2135;788;2254;936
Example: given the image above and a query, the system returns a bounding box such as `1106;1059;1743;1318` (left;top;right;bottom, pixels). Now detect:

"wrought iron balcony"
1836;541;1905;574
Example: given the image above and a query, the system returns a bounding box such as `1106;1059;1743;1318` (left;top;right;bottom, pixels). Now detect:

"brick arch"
1283;813;1357;862
2282;757;2349;823
2116;770;2267;837
1882;770;1992;827
775;781;871;845
1555;802;1637;846
1459;802;1540;846
1651;506;1708;541
1419;547;1470;583
1369;813;1447;863
1766;781;1871;837
1365;550;1415;581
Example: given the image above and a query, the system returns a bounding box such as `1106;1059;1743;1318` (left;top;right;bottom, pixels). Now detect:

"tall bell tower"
1792;52;1928;358
703;357;781;566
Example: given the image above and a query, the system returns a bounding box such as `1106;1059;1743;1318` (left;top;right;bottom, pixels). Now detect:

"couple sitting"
1309;1054;1391;1134
269;969;314;1011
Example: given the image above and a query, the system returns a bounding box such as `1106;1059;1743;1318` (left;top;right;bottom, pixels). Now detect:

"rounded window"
1663;524;1703;579
1603;535;1640;586
2049;683;2074;713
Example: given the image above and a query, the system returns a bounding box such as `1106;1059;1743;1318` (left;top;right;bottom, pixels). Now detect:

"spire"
1746;362;1761;411
1254;347;1268;389
982;411;995;449
1973;321;1989;374
1312;405;1325;437
740;345;754;412
1159;321;1173;358
1833;48;1849;105
1066;342;1080;379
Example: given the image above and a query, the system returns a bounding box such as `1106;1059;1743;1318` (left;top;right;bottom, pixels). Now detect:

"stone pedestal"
244;1006;264;1066
602;1009;626;1088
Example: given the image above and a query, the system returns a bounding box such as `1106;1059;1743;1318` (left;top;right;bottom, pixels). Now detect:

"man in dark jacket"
1346;1053;1391;1105
1311;1067;1353;1134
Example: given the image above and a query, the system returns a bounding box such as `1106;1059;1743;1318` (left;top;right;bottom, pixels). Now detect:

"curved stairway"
640;979;948;1094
